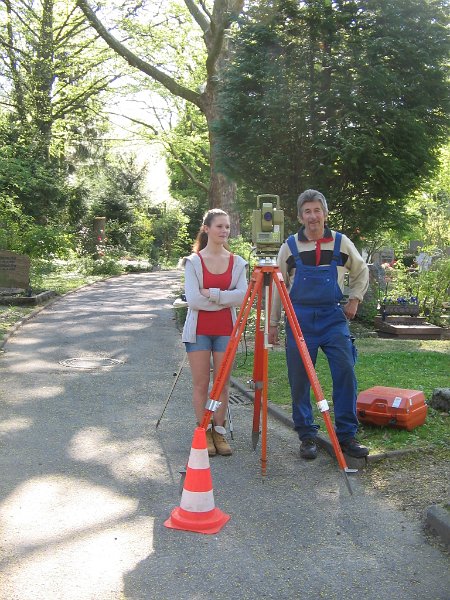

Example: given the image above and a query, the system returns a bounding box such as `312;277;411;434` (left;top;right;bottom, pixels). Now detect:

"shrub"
380;256;450;326
419;255;450;325
21;224;75;259
228;236;254;266
0;194;75;258
89;256;124;276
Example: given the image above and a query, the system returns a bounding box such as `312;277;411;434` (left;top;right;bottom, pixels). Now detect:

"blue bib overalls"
285;234;359;442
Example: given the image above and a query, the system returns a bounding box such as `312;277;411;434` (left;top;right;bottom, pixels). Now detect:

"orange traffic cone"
164;427;230;534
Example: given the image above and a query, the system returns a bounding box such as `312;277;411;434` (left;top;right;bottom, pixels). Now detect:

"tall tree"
0;0;120;221
0;0;117;157
76;0;244;232
215;0;450;241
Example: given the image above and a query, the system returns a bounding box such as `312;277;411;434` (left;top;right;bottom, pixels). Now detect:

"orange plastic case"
356;386;428;431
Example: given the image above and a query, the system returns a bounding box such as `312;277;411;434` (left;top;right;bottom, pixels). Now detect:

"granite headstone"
0;250;31;292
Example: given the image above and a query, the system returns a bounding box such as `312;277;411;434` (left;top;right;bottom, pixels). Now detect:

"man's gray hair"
297;189;328;217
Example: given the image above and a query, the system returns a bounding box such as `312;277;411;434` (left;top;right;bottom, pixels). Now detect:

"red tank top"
197;253;234;336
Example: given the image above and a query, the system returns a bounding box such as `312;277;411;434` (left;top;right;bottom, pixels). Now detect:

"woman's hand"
200;288;210;298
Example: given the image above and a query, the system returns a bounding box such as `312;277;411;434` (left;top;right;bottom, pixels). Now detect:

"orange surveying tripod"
199;257;356;495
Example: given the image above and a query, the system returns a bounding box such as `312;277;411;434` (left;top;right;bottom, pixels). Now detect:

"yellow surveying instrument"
251;194;284;256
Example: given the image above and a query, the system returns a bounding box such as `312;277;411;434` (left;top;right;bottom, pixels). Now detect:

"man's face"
298;200;326;239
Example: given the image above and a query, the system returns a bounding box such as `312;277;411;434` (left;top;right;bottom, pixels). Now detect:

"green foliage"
216;0;450;240
405;143;450;251
73;153;156;257
0;0;118;231
131;211;155;258
149;203;192;264
0;192;75;258
28;257;104;295
0;0;116;155
355;295;379;328
380;262;418;303
0;124;68;221
176;195;209;244
228;235;256;267
380;257;450;325
234;339;450;451
89;256;124;276
418;256;450;325
21;224;75;259
0;193;32;252
165;102;210;241
87;155;148;223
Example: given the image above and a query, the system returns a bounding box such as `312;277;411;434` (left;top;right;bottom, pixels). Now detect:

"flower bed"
381;304;420;316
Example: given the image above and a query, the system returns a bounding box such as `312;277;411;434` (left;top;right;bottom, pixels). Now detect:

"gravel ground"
360;448;449;551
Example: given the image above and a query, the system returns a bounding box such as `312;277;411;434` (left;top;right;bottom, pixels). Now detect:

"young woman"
182;209;248;456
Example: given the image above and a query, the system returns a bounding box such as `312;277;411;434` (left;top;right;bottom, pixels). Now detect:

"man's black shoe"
300;438;318;460
340;438;369;458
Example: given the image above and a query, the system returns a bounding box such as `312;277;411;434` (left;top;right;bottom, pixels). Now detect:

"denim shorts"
184;335;230;353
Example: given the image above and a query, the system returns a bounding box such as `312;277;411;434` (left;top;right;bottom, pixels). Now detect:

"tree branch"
76;0;204;110
52;75;119;118
183;0;210;33
174;157;209;193
107;111;159;135
205;1;244;77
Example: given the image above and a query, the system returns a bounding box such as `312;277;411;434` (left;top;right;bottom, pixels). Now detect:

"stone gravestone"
372;247;395;267
0;250;31;293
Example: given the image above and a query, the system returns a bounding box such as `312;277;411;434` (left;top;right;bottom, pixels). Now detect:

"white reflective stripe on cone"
180;489;215;513
187;448;210;470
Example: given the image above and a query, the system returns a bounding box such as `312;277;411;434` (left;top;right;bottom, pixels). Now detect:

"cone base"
164;506;230;535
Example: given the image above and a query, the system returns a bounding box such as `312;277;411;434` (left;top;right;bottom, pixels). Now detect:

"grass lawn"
0;306;35;340
233;338;450;454
30;261;106;295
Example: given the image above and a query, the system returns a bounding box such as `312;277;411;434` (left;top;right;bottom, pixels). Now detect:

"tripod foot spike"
342;469;354;496
252;431;260;449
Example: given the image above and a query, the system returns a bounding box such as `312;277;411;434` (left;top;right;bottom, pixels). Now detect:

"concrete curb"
230;376;438;466
425;504;450;548
230;376;450;547
231;376;368;466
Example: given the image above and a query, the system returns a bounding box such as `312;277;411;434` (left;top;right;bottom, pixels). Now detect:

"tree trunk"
76;0;244;236
4;0;27;123
34;0;55;158
204;89;240;236
202;1;244;236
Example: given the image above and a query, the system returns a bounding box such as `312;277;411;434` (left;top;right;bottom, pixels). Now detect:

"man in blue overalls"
269;189;370;459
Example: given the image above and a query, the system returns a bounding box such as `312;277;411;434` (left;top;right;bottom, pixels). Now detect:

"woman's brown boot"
212;426;232;456
205;427;216;456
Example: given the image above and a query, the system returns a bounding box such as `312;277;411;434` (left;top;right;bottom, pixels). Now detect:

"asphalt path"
0;270;448;600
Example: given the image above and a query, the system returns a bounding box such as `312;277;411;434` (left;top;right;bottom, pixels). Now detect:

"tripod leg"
260;269;274;477
251;292;264;449
273;270;354;494
227;404;234;439
200;272;263;429
155;353;187;429
260;327;269;477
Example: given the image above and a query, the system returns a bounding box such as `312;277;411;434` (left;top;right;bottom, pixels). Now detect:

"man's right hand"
268;325;279;345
